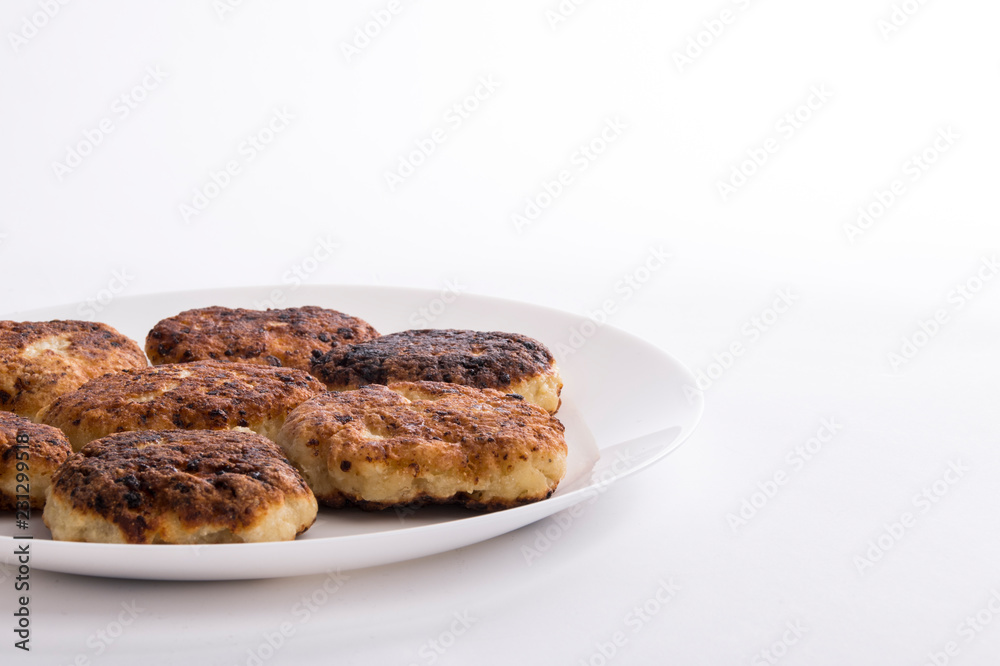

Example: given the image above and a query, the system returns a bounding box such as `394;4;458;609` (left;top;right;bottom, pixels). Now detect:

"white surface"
1;0;999;664
0;286;702;580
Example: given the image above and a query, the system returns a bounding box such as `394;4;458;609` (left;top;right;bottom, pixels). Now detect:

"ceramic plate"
0;286;702;580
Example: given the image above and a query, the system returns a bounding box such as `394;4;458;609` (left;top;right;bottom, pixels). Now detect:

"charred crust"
144;306;380;374
0;319;147;419
48;429;313;544
310;329;556;391
38;361;324;444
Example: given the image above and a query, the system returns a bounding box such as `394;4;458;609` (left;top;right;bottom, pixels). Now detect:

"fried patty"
37;360;324;450
0;411;72;509
277;381;567;511
0;320;147;420
43;429;318;544
310;329;563;413
145;305;380;373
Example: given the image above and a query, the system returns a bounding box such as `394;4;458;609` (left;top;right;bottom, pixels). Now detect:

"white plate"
0;286;702;580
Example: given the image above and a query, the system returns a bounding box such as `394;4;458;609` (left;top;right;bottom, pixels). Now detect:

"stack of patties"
25;306;370;544
279;328;568;511
34;357;325;544
0;318;145;512
144;314;569;512
3;306;569;545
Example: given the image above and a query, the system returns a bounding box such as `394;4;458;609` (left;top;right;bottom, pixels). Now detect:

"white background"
2;1;1000;664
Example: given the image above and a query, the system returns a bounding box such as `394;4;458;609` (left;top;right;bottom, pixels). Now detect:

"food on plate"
0;411;72;509
43;429;318;544
145;305;380;373
37;360;324;450
277;381;567;511
310;329;563;414
0;320;147;420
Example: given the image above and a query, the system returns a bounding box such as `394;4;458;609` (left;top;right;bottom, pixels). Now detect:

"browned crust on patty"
278;381;567;511
0;320;147;420
44;429;316;544
311;328;558;392
145;306;380;373
0;411;71;509
37;360;324;450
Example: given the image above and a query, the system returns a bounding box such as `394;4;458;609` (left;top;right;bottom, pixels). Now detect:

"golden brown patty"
37;360;324;451
145;305;380;373
0;320;147;420
277;381;567;511
0;411;72;509
43;429;318;544
310;329;563;413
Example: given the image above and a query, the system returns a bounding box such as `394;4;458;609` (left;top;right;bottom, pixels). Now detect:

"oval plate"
0;285;702;580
